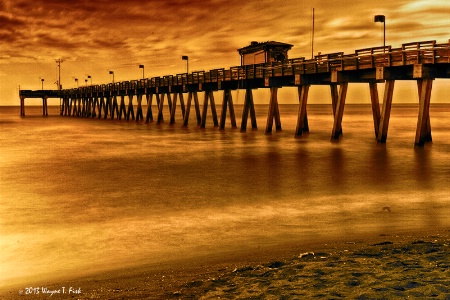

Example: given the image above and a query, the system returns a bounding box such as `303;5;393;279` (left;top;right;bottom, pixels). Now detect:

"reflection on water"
1;104;449;288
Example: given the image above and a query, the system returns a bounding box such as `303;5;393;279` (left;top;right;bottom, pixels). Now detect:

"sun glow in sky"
0;0;449;105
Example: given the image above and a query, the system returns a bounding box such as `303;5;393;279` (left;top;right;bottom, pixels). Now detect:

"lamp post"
55;59;63;90
85;79;88;87
139;64;145;79
41;78;44;90
182;55;189;73
87;75;92;85
75;78;79;88
109;70;114;83
374;15;386;51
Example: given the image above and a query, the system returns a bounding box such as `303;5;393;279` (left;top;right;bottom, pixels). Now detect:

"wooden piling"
126;95;135;121
20;97;25;116
369;82;381;138
118;95;126;120
183;92;201;127
60;97;65;116
86;97;92;117
219;89;237;129
145;94;154;123
295;85;310;136
266;87;282;134
70;98;75;116
68;97;73;116
62;98;68;116
98;97;104;118
331;82;348;139
43;97;48;116
136;94;144;122
90;97;94;117
75;98;79;117
330;84;338;116
43;96;48;116
167;93;173;115
104;96;111;119
241;88;257;132
200;91;219;128
415;79;433;146
377;80;395;143
157;93;165;124
82;98;87;117
78;98;83;117
170;92;186;124
179;93;186;120
111;96;119;120
66;98;70;116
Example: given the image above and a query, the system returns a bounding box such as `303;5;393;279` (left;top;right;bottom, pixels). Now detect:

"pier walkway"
19;40;450;146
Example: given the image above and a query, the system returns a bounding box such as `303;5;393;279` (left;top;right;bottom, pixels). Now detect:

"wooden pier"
19;39;450;146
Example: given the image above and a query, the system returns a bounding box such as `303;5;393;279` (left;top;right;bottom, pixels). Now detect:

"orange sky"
0;0;449;105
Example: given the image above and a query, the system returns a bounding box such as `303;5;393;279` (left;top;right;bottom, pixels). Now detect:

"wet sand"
2;228;449;299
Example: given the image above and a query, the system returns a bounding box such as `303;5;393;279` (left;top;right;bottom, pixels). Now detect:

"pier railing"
23;39;440;97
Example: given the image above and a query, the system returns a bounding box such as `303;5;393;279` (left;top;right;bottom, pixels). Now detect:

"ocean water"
1;103;450;288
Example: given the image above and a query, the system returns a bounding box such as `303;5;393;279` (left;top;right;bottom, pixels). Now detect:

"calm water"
1;103;450;288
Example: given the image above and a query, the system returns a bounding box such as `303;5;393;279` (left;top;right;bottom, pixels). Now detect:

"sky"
0;0;449;105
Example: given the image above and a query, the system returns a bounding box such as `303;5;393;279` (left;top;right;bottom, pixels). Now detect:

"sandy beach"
2;228;449;299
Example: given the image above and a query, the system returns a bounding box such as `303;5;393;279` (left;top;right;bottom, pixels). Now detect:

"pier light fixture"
182;55;189;73
85;79;88;87
374;15;386;51
109;70;115;83
41;78;44;90
87;75;92;85
75;78;79;88
139;64;145;79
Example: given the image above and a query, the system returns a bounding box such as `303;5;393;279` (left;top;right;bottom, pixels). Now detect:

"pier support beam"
377;80;395;143
200;91;219;128
91;97;98;118
183;92;201;127
75;98;81;117
42;96;48;116
104;96;111;119
98;97;105;118
145;94;154;123
68;97;73;116
62;97;68;116
170;92;186;124
86;97;93;117
295;85;310;136
111;96;119;119
136;94;144;122
126;95;135;120
78;98;83;117
157;93;172;124
60;98;65;116
81;98;87;117
118;95;126;120
219;89;237;129
369;83;381;138
266;87;282;134
71;98;77;116
330;84;338;116
20;97;25;116
415;79;433;146
241;88;257;132
331;82;348;139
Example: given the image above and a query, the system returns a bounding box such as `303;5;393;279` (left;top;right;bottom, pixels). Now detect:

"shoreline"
2;228;449;299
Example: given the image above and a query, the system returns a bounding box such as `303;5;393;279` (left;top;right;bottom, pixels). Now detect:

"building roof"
237;41;293;55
